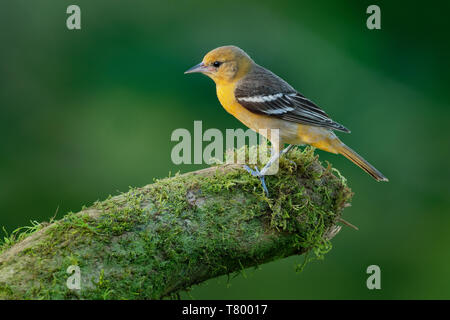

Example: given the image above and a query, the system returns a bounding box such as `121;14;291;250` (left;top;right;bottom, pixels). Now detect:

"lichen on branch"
0;146;352;300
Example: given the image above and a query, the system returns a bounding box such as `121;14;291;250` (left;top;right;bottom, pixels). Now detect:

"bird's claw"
243;165;260;177
243;165;269;196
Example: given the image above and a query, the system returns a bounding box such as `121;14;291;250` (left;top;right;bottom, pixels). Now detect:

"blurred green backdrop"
1;0;449;299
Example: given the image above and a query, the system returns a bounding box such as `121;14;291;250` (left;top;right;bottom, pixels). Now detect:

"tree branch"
0;147;352;299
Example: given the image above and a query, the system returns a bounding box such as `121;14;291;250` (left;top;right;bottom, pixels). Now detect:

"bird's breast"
216;82;268;129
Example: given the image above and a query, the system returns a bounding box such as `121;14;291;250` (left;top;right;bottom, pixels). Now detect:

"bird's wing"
235;65;350;133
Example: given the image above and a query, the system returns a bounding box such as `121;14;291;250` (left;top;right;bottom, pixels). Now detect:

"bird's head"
184;46;253;84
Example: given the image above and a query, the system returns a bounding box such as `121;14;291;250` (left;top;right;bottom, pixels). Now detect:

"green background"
1;0;449;299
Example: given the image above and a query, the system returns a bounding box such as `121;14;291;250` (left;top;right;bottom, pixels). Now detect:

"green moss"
0;145;352;300
0;220;47;255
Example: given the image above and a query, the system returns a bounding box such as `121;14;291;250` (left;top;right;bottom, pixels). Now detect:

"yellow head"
185;46;254;84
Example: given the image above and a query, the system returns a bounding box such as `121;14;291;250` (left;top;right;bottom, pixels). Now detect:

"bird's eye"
212;61;222;68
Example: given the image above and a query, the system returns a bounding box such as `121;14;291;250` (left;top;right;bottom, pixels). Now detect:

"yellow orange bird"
185;45;388;194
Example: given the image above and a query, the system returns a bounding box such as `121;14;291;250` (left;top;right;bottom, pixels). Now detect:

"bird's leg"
243;145;279;195
280;144;294;156
259;150;282;176
244;145;296;195
243;164;270;196
259;144;295;175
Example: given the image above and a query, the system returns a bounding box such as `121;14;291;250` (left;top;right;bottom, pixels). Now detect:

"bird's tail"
336;143;388;182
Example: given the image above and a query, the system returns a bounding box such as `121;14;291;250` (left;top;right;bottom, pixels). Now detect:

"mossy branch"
0;147;352;300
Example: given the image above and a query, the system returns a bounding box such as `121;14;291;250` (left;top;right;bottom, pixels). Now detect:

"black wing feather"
235;65;350;133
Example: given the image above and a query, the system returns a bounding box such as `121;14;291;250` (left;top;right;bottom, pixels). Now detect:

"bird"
185;45;388;195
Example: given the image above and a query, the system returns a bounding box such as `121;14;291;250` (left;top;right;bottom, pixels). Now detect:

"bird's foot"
243;165;269;196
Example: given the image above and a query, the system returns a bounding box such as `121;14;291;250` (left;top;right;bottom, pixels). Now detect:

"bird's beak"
184;62;208;74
